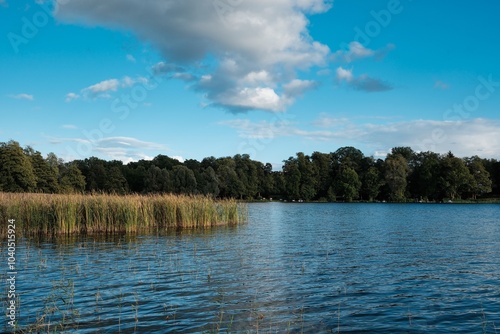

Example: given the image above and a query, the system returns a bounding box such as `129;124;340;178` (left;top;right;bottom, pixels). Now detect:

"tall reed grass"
0;193;246;236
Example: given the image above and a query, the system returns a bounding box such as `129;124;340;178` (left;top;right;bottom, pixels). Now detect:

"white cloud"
335;67;354;81
332;42;395;63
77;77;150;99
81;78;119;98
65;92;80;102
48;135;170;162
10;93;34;101
283;79;318;97
222;117;500;159
171;155;185;163
336;67;392;92
55;0;332;112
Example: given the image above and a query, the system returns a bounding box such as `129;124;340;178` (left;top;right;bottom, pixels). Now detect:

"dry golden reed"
0;192;246;236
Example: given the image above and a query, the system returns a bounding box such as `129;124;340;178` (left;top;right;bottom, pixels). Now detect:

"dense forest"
1;140;499;202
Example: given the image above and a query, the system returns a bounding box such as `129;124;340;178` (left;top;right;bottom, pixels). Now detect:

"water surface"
2;203;500;333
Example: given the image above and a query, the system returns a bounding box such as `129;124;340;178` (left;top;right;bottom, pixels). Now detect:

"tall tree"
296;152;317;200
171;165;197;194
384;154;409;202
24;147;59;193
217;160;244;198
0;141;37;192
311;151;332;199
361;166;383;201
334;165;361;202
439;152;473;200
104;165;129;194
409;152;441;201
59;162;86;193
199;166;220;197
466;156;492;199
144;166;171;193
282;156;301;199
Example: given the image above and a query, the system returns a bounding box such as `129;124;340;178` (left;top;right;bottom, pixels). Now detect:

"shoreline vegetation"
0;193;245;236
1;140;499;203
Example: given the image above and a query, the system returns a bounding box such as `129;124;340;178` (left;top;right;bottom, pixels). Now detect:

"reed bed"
0;192;246;236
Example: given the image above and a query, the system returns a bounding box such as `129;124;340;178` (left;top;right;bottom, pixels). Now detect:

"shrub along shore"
0;192;245;236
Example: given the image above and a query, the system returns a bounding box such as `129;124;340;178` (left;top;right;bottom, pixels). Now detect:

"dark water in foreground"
2;203;500;333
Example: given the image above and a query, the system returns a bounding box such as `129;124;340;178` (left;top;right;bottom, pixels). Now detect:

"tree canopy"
0;140;499;202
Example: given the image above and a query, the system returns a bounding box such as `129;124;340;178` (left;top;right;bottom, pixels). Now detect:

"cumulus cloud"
336;67;392;92
332;42;395;63
55;0;332;112
222;117;500;158
10;93;34;101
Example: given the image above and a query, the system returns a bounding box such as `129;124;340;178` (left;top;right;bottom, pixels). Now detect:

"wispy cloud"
126;54;136;63
9;93;34;101
48;136;170;163
69;76;149;100
56;0;332;113
336;67;393;92
65;92;80;102
221;117;500;158
62;124;78;129
332;42;395;63
82;78;120;98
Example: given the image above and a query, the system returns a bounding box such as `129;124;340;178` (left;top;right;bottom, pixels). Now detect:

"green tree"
217;161;244;198
466;156;492;199
59;163;86;193
199;166;220;197
75;157;108;192
361;166;383;201
171;165;197;194
0;141;37;192
385;154;409;202
439;152;472;200
144;166;171;193
334;165;361;202
297;152;317;200
311;151;332;200
25;147;60;193
282;157;301;200
409;152;441;201
104;165;129;194
257;162;275;198
332;147;364;172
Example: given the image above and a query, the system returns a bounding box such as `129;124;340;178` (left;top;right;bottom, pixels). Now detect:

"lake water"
2;203;500;333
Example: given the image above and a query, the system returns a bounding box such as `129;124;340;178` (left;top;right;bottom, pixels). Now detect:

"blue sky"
1;0;500;168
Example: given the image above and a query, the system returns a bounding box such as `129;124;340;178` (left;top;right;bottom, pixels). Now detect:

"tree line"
1;140;499;202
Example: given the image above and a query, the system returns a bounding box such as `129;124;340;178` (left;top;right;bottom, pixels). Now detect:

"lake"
2;203;500;333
